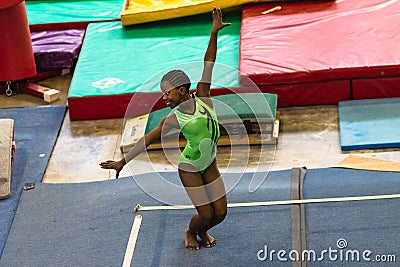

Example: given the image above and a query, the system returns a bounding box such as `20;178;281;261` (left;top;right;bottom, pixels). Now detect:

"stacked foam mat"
60;0;400;120
22;0;400;119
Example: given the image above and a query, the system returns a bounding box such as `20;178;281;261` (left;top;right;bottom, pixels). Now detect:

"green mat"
145;93;277;134
68;12;241;99
26;0;122;25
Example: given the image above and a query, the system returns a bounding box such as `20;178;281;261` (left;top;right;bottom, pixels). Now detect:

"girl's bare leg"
197;160;227;248
179;160;227;249
179;164;214;250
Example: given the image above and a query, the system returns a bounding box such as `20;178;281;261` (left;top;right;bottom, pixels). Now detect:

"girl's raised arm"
196;7;231;98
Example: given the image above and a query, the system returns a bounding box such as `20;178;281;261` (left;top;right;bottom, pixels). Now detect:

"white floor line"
135;193;400;211
122;215;142;267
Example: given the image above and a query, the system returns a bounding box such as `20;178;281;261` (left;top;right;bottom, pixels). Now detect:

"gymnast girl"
100;7;231;250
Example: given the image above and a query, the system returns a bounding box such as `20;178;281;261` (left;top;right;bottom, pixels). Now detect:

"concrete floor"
1;74;400;184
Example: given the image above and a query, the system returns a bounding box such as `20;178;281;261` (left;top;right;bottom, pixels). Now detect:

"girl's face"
161;81;186;109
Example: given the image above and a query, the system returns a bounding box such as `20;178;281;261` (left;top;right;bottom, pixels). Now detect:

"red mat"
259;80;350;108
352;77;400;100
240;0;400;106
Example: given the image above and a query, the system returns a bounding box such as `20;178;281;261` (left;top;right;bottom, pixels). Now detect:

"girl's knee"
199;213;213;225
214;209;227;224
197;207;214;224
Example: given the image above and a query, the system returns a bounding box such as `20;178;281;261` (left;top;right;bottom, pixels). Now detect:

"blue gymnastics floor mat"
339;98;400;150
2;168;399;265
0;171;292;266
304;168;400;266
0;105;67;259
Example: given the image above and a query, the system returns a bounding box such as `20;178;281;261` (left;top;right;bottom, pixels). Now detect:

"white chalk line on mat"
122;215;142;267
134;193;400;212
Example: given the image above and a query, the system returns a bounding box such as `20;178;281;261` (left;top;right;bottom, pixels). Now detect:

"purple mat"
31;29;85;71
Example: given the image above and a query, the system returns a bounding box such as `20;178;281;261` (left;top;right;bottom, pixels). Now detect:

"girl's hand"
212;7;231;33
99;159;125;179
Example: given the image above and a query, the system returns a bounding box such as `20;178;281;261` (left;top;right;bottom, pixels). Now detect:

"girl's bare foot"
198;231;217;248
184;229;200;250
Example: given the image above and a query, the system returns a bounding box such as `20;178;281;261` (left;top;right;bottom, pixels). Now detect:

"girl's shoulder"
193;93;214;109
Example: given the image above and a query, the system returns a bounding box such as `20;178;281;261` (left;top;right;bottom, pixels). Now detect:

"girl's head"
160;70;191;108
160;70;191;93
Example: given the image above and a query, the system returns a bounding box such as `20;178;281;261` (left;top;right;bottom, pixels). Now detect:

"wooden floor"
1;73;400;184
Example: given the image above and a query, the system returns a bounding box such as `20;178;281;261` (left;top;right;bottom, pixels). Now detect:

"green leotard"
174;94;220;173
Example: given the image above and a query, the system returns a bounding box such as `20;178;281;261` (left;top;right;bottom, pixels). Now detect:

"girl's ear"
178;86;186;95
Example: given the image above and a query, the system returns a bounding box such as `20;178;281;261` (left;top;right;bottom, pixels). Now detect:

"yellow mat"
334;155;400;172
121;0;283;26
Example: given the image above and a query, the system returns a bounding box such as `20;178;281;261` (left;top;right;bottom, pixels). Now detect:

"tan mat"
0;119;14;199
334;155;400;172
